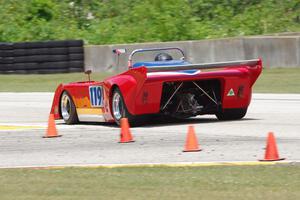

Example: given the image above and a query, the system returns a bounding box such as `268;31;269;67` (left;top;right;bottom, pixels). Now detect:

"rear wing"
146;59;261;72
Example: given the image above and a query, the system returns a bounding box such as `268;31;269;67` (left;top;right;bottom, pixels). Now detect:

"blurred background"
0;0;299;92
0;0;299;44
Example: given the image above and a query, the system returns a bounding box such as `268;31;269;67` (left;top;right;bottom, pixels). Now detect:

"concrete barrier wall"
84;35;300;72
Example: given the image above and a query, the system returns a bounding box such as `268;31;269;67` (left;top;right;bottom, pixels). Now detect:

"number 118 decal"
89;86;103;107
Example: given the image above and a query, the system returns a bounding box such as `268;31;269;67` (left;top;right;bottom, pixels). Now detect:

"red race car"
50;47;262;125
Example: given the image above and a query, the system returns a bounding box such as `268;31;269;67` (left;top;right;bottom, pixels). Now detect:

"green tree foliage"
0;0;299;44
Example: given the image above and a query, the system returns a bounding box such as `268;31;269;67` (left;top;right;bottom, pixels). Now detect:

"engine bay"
160;80;221;118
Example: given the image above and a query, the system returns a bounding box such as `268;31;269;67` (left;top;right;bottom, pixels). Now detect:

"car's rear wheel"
216;108;247;120
112;88;134;126
60;91;79;124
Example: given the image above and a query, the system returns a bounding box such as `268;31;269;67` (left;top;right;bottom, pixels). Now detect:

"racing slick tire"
112;88;135;126
216;108;247;121
60;91;79;124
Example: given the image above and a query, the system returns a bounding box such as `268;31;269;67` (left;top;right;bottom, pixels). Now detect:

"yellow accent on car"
76;108;103;115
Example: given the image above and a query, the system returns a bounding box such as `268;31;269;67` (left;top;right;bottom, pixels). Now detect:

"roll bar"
128;47;185;68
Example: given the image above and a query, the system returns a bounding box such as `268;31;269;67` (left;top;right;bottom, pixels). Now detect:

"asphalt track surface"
0;93;299;168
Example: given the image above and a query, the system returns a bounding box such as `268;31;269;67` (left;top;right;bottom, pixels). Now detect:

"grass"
0;68;299;93
0;72;112;92
0;165;299;200
254;68;300;93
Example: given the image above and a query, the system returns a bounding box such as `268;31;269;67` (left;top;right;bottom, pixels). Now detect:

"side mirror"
113;49;127;70
85;70;92;75
112;49;126;55
85;70;92;82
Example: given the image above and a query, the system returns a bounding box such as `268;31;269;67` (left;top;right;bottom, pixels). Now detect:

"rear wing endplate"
146;59;261;72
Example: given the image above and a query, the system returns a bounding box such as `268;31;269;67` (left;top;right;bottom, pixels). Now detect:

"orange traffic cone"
259;132;285;161
43;114;62;138
119;118;134;143
183;126;201;152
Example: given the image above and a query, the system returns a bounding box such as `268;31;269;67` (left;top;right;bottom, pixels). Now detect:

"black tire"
13;63;39;70
12;49;28;56
0;57;14;64
14;55;69;63
0;64;14;71
0;50;14;57
0;43;13;50
39;61;69;69
44;41;68;48
60;91;79;124
69;60;84;68
69;53;84;61
48;47;69;55
13;48;69;56
111;88;135;126
66;40;84;47
14;41;68;49
216;108;247;120
68;47;83;54
13;42;45;49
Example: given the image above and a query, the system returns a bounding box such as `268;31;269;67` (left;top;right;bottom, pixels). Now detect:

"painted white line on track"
253;93;300;100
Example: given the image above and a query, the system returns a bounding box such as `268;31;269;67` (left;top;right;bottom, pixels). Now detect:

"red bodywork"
50;59;262;123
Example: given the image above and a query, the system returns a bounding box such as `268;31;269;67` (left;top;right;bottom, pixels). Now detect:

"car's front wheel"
112;88;134;126
60;91;79;124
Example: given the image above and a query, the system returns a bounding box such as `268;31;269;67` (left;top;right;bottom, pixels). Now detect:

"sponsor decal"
147;70;201;76
227;88;235;96
89;86;103;107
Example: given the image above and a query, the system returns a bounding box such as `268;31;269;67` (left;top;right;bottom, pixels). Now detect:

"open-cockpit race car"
50;47;262;125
